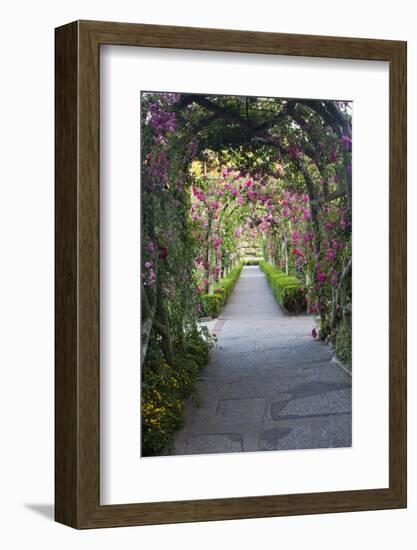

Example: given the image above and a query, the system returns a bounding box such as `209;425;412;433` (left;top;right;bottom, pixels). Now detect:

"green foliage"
318;318;331;340
141;359;185;456
142;330;213;456
243;258;261;266
202;293;223;318
259;260;306;313
282;286;307;314
141;92;352;451
201;263;243;318
335;323;352;367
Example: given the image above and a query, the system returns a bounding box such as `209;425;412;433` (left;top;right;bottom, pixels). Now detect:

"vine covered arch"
141;91;352;454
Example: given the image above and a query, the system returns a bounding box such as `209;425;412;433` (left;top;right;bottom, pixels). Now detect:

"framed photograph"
55;20;406;528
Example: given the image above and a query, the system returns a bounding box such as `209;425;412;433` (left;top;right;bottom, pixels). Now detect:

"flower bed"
141;329;213;456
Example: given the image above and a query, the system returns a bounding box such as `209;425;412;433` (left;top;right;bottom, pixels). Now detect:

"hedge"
259;260;306;314
243;258;261;266
202;263;243;318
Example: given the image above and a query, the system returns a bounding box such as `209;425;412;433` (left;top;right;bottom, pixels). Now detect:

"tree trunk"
141;281;157;367
205;214;212;293
155;283;174;366
284;241;289;274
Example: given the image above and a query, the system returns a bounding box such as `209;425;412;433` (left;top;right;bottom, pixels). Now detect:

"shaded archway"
140;92;352;455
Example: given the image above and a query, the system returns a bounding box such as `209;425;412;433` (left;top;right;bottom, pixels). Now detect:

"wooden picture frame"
55;20;407;529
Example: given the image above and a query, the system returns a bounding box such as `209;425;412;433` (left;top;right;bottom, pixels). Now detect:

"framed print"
55;20;406;528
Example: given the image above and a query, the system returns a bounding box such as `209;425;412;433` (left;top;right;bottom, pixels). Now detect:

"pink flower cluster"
147;102;177;135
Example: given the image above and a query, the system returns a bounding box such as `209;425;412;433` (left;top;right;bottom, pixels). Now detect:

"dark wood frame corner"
55;20;407;529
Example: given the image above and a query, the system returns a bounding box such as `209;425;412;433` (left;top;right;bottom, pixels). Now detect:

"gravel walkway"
171;265;352;455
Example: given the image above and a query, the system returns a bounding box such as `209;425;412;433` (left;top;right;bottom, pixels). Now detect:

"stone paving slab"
273;388;351;419
259;425;314;451
203;350;335;379
173;433;243;455
317;414;352;448
216;398;266;423
212;338;333;359
218;319;315;338
226;367;349;399
169;266;352;456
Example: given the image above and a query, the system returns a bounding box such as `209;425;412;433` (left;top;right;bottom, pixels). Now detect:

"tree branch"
310;189;346;206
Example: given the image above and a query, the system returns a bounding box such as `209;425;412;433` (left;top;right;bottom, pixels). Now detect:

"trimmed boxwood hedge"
259;260;307;314
201;263;243;318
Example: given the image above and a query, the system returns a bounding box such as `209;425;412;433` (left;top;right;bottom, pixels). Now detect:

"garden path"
171;265;352;455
